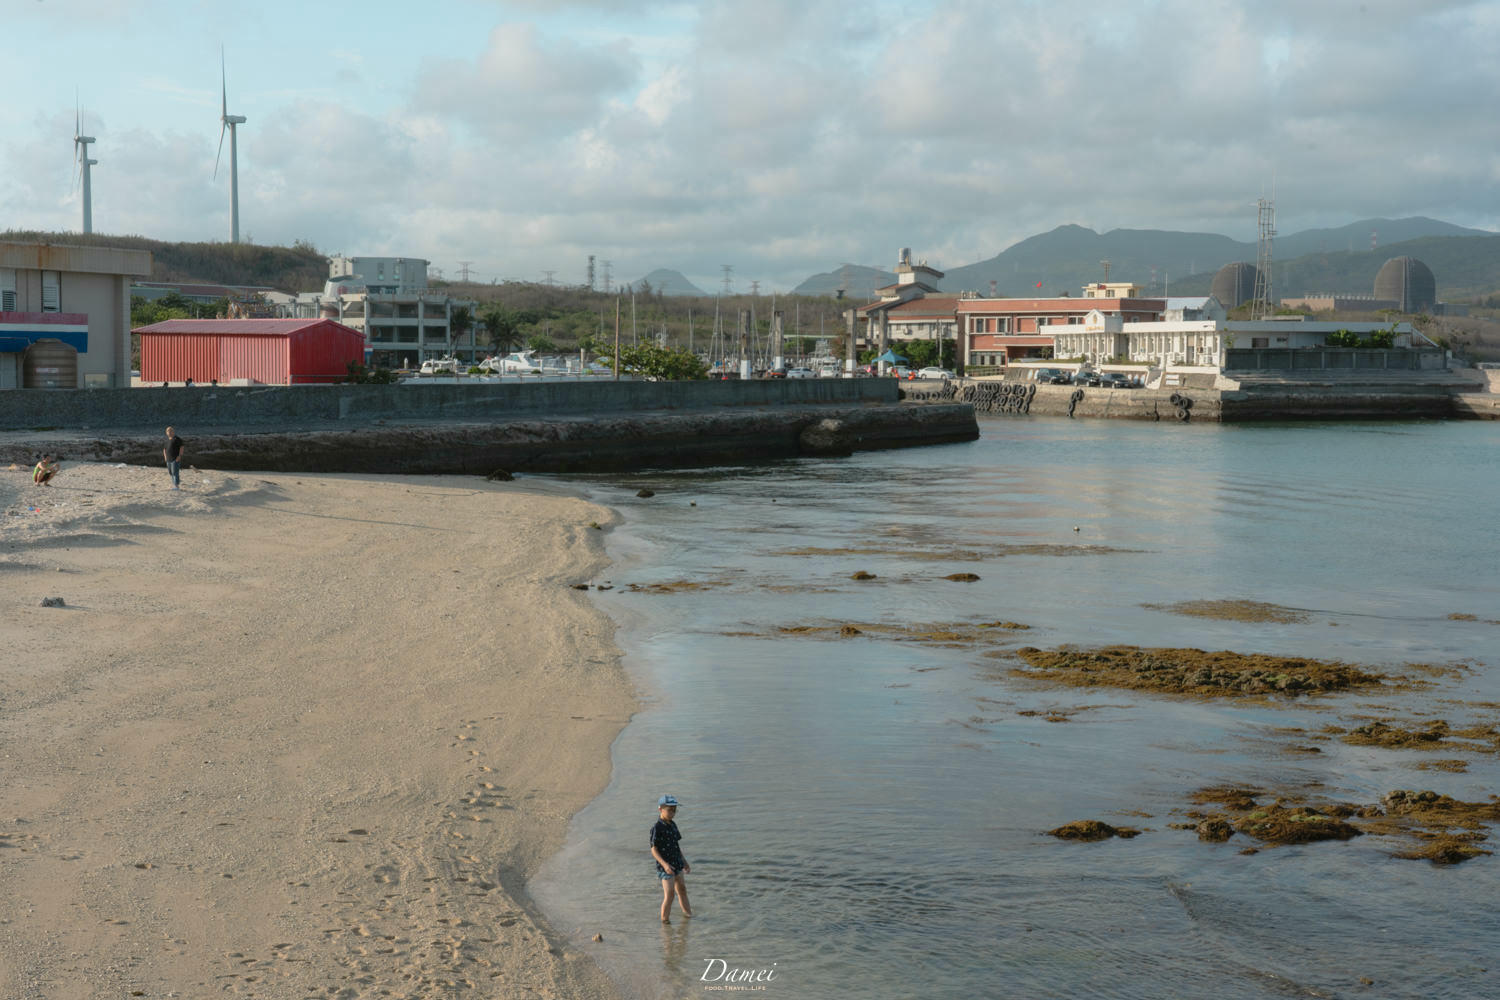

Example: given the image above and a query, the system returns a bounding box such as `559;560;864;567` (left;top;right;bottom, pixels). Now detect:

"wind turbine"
214;48;247;243
73;100;98;234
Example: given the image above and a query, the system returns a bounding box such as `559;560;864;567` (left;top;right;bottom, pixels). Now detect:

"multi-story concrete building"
1050;310;1419;369
1;240;151;389
958;292;1166;367
290;256;478;367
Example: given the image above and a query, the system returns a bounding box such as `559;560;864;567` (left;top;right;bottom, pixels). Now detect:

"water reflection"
534;420;1500;1000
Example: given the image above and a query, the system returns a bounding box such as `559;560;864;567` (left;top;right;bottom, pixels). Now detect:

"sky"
3;0;1498;293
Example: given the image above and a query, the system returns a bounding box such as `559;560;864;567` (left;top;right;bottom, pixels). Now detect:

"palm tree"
449;305;474;361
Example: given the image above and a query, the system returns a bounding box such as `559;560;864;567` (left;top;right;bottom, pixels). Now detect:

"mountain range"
628;268;707;296
789;217;1497;301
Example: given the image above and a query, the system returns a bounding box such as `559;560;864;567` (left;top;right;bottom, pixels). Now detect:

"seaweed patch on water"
1047;820;1141;842
726;619;1031;645
1182;786;1500;863
771;543;1137;561
1009;645;1391;699
1331;719;1500;754
624;578;733;594
1142;599;1311;624
1017;704;1120;723
1415;759;1470;773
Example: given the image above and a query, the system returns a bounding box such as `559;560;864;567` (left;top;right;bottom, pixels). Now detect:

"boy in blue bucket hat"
649;794;692;923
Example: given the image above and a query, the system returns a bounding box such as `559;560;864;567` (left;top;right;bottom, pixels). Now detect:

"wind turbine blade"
221;47;228;119
214;123;226;179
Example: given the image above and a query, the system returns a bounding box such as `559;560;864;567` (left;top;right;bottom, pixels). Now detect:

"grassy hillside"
0;230;328;292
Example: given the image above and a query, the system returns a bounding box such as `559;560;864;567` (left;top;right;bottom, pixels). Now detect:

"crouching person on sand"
33;455;60;487
650;794;692;923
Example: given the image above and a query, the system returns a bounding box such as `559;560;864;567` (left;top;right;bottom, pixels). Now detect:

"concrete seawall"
0;377;899;431
955;381;1493;422
2;404;979;474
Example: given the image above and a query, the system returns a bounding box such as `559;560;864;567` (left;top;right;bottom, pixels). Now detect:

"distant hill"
792;263;897;297
790;217;1498;301
631;268;707;296
0;230;328;293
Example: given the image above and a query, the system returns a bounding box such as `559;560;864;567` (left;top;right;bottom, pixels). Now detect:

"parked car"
785;367;815;379
917;367;956;379
1034;367;1071;384
1098;372;1138;389
1077;371;1104;387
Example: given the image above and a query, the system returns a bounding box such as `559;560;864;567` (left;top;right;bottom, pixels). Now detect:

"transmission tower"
1251;198;1277;320
602;260;613;294
721;265;733;295
587;255;596;290
542;270;556;287
750;280;760;296
458;261;474;282
1100;259;1112;282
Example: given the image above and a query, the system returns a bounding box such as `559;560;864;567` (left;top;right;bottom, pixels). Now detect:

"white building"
290;256;478;366
1052;309;1419;370
1;240;152;389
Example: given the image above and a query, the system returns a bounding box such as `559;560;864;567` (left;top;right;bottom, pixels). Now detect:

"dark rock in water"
571;583;590;590
40;596;66;608
944;573;981;582
799;418;855;457
1196;818;1235;842
1047;820;1140;841
850;571;877;581
839;625;863;637
486;469;514;481
636;489;656;498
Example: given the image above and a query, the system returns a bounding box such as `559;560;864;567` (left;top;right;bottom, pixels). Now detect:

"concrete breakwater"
0;378;977;473
2;403;979;474
951;381;1488;422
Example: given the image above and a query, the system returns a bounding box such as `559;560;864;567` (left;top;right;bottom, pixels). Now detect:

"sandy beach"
0;460;632;999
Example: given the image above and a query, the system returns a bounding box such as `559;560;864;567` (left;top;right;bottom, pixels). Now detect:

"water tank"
1210;262;1259;309
23;338;78;389
1373;257;1436;313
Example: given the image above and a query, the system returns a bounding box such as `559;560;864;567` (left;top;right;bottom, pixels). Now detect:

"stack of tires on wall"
1169;392;1194;422
898;381;961;403
958;381;1036;415
23;339;78;389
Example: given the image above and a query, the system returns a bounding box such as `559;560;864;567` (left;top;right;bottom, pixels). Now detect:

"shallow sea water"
532;418;1500;1000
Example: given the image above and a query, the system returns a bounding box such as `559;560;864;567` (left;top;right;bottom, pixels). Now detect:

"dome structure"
1210;262;1259;309
1373;257;1436;313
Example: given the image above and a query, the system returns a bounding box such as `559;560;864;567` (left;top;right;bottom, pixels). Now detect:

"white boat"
483;350;544;373
419;357;460;375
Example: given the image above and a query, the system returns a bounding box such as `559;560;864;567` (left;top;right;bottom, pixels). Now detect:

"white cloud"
2;0;1496;291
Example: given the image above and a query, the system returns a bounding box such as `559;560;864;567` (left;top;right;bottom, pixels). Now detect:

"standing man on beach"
163;426;185;490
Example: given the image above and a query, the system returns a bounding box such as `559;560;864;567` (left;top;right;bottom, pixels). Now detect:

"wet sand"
0;462;631;999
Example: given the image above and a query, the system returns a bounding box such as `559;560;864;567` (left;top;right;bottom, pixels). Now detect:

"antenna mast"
1251;198;1276;320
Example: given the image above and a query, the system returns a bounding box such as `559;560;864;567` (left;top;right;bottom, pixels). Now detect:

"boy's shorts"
658;868;682;881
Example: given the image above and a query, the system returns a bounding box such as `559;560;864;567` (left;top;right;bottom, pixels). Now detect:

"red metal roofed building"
134;318;366;385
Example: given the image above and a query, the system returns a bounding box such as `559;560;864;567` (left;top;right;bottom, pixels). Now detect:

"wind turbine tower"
214;49;248;243
74;104;98;234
